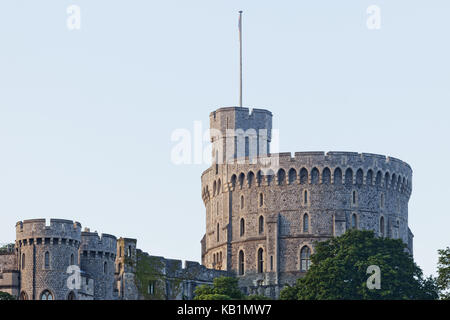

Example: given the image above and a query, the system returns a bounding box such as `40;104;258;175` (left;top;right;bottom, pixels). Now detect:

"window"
257;248;264;273
259;193;264;207
380;216;385;236
119;247;122;257
128;245;132;257
258;216;264;234
70;253;75;265
351;214;357;229
148;281;155;295
240;195;244;209
380;193;384;208
104;262;107;274
40;290;54;300
19;291;28;300
217;223;220;242
240;218;245;236
303;190;308;205
22;253;25;270
44;251;50;269
300;246;311;272
67;291;76;300
303;213;309;233
352;190;357;205
238;250;244;275
270;256;273;271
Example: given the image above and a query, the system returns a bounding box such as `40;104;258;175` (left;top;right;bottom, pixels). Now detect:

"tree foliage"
280;230;439;300
194;277;244;300
0;292;15;300
437;247;450;300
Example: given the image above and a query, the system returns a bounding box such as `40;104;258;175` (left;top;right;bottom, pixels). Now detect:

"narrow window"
119;247;122;257
148;281;155;295
22;253;25;270
259;193;264;207
70;253;75;265
304;190;308;204
352;190;357;205
300;246;311;272
104;262;107;274
128;245;132;257
380;216;385;236
217;223;220;242
258;216;264;234
238;250;245;275
44;251;50;269
351;214;357;229
257;248;264;273
380;193;384;208
240;195;244;209
240;218;245;236
270;256;274;271
303;213;309;233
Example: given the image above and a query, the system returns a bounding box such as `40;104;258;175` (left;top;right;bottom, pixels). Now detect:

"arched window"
384;172;390;188
231;175;237;189
351;213;357;229
67;291;76;300
300;246;311;272
259;193;264;207
247;172;254;188
380;216;385;236
217;223;220;242
303;213;309;233
257;248;264;273
40;290;54;300
240;218;245;236
22;253;25;270
19;291;28;300
70;253;75;266
300;168;308;184
44;251;50;269
356;169;363;185
256;170;263;186
366;170;373;185
322;167;331;184
240;195;244;209
258;216;264;234
380;193;385;208
104;261;107;274
277;169;286;185
334;167;342;185
311;168;319;184
238;250;245;275
239;173;245;188
288;168;297;184
352;190;357;205
345;168;353;185
376;171;382;186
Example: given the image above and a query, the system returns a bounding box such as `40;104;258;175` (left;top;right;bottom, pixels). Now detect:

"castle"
0;219;227;300
0;107;414;300
201;107;413;298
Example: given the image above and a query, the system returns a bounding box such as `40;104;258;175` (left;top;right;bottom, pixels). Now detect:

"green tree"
194;277;244;300
437;247;450;300
0;292;15;300
280;230;439;300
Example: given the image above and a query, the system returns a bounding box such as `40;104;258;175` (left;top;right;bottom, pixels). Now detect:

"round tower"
201;107;414;298
15;218;82;300
79;230;117;300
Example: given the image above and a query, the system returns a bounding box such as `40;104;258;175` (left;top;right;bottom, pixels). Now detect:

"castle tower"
209;107;272;164
15;219;81;300
202;107;413;298
79;230;117;300
115;237;139;300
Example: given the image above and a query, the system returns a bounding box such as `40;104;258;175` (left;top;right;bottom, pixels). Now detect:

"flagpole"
239;11;243;108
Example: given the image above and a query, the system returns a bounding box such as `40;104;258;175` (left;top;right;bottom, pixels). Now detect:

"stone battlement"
15;218;82;241
80;231;117;254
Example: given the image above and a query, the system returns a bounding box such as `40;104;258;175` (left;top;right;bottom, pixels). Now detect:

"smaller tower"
115;238;139;300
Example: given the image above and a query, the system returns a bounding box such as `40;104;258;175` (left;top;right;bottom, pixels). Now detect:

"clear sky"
0;1;448;277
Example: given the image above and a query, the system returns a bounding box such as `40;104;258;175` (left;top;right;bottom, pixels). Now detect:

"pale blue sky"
0;1;448;277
